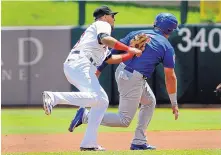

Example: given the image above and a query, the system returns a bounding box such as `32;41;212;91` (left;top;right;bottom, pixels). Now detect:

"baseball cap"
93;5;118;20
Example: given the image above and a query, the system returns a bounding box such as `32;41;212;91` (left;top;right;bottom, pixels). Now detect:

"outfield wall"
1;25;221;106
1;27;72;105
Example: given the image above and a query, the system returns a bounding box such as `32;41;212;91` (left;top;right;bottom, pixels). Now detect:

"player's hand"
172;105;179;120
95;70;101;78
127;47;142;57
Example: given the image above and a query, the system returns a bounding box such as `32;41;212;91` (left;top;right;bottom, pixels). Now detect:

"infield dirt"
2;130;221;152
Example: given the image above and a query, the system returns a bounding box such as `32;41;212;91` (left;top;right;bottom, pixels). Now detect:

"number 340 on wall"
177;28;221;53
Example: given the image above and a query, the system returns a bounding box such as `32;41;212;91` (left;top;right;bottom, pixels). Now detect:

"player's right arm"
95;30;142;77
96;21;142;57
103;31;140;64
100;36;141;57
163;48;179;120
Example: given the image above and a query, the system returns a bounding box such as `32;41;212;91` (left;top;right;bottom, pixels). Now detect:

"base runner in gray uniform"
69;13;180;150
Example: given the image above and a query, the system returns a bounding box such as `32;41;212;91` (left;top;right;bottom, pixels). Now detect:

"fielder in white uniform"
42;5;142;151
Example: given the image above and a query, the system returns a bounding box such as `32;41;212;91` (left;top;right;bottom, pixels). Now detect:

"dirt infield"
2;130;221;152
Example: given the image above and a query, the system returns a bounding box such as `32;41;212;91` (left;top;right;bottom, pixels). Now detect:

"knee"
142;94;156;107
120;114;132;127
147;96;156;109
121;121;131;127
151;96;156;107
141;95;156;110
95;92;109;108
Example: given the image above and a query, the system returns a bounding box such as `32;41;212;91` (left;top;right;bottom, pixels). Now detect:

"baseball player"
42;5;142;151
68;13;180;150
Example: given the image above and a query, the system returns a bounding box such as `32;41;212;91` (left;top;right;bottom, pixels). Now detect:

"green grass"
2;149;221;155
1;1;200;26
1;108;221;135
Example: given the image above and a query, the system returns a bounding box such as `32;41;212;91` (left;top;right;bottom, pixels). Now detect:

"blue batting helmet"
154;13;179;35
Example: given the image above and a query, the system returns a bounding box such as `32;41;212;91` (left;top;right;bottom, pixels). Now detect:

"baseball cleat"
68;107;85;132
42;91;53;115
80;145;105;151
130;143;156;150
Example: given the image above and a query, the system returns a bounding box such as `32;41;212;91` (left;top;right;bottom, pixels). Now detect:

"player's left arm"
96;33;135;76
105;49;134;64
95;49;134;77
163;48;179;120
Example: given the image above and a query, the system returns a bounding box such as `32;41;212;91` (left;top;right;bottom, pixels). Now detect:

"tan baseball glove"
129;33;148;51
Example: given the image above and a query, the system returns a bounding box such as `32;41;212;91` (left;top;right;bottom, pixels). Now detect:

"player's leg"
80;101;108;148
43;55;106;109
43;57;99;115
43;55;108;149
65;57;109;149
131;82;156;150
82;64;144;127
80;64;109;148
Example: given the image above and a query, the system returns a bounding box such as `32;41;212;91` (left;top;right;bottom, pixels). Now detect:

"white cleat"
42;91;53;115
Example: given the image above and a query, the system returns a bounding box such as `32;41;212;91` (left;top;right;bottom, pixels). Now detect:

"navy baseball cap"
93;5;118;20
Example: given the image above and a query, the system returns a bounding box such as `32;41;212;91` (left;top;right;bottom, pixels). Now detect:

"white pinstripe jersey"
66;21;112;66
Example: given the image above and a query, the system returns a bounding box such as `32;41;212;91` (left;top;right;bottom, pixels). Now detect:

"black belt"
71;50;96;65
124;65;148;80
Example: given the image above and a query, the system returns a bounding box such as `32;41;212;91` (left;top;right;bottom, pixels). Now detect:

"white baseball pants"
49;54;109;148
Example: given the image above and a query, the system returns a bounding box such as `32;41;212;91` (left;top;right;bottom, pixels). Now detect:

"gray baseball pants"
84;63;156;145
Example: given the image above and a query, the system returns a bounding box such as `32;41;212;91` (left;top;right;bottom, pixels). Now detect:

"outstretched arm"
96;32;148;77
95;49;134;77
103;33;148;64
98;33;142;57
105;52;134;64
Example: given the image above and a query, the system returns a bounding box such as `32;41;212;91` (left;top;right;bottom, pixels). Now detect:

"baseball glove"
215;83;221;99
129;33;148;51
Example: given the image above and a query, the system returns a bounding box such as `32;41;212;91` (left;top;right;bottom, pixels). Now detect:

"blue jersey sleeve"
119;32;134;45
163;48;175;68
97;61;108;72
